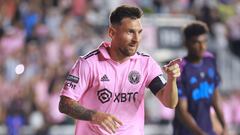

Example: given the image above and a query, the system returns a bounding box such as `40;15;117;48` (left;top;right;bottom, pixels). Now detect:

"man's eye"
128;30;134;33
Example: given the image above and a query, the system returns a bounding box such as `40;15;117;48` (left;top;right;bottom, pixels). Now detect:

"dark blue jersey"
173;52;221;135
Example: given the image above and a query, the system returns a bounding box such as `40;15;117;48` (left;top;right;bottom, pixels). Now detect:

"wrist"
89;110;97;122
192;127;204;135
167;76;177;82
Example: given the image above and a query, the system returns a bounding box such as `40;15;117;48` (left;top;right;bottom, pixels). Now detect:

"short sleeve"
146;57;167;95
60;57;91;101
177;61;187;99
177;75;186;98
213;58;221;88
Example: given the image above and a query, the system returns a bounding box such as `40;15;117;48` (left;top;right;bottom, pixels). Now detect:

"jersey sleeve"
177;61;187;99
146;57;167;95
60;57;91;101
177;75;186;99
213;58;221;88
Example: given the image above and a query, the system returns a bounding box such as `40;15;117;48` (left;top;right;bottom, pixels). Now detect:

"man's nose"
199;42;207;50
132;33;140;42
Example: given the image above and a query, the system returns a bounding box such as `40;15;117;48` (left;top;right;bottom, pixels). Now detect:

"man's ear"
184;40;190;48
108;26;116;39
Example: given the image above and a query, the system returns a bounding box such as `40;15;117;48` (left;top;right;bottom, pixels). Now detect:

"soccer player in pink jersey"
59;5;181;135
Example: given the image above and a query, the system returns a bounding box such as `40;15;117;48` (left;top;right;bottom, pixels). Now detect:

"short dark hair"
183;21;209;40
109;5;143;25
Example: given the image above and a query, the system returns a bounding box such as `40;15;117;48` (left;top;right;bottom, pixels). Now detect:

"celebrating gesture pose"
59;5;181;135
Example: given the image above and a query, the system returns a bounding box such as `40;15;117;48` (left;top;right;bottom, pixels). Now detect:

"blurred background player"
173;21;227;135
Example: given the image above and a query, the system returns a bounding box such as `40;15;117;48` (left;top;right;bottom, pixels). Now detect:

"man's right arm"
59;96;123;134
59;96;96;121
176;99;207;135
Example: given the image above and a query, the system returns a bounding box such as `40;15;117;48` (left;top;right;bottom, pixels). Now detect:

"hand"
194;129;208;135
198;131;208;135
163;58;182;79
221;127;228;135
91;112;123;134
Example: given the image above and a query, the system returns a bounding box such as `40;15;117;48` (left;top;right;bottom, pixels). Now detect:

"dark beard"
119;47;135;57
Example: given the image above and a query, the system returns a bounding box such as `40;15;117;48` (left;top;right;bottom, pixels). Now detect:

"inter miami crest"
128;70;141;84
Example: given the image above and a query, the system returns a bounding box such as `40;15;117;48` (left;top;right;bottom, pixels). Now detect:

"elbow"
165;102;177;109
58;101;65;114
170;98;178;109
59;97;67;114
158;93;178;109
169;97;178;109
158;99;177;109
161;96;178;109
162;101;177;109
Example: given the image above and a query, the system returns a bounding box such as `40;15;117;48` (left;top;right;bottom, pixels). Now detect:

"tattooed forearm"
59;96;96;121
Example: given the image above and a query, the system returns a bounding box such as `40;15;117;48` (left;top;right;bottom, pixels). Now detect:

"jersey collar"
98;42;139;60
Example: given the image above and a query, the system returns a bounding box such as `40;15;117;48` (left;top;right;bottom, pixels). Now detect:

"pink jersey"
60;42;166;135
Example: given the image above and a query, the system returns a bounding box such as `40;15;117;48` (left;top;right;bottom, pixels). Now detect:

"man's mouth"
129;43;137;47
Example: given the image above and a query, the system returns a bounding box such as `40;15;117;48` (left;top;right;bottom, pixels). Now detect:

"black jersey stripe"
137;52;149;57
84;49;100;59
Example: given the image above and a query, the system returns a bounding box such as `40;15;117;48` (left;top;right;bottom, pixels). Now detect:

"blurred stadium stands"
0;0;240;135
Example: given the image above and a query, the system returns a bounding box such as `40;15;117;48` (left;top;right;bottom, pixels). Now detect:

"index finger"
112;116;123;126
169;58;182;65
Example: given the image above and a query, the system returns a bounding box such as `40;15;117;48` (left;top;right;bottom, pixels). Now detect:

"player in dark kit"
172;21;228;135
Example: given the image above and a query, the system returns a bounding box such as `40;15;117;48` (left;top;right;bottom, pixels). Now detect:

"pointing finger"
163;65;168;72
169;58;182;66
167;64;179;71
163;58;182;70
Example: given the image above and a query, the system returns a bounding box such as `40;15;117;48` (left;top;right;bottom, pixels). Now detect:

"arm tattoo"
59;96;96;121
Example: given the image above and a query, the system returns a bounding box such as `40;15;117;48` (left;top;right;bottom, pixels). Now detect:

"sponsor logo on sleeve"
66;74;79;83
64;74;79;90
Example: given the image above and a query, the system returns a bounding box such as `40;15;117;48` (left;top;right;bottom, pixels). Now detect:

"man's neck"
107;47;130;63
186;55;202;64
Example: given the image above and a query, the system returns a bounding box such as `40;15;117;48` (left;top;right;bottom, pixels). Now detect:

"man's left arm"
155;58;181;108
212;89;228;135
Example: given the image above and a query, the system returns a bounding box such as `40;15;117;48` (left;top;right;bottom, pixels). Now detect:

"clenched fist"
163;58;181;79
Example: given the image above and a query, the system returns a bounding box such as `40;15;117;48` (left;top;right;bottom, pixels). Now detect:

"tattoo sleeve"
59;96;96;121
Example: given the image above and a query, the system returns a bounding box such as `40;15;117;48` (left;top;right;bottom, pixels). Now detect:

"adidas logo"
101;74;110;81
